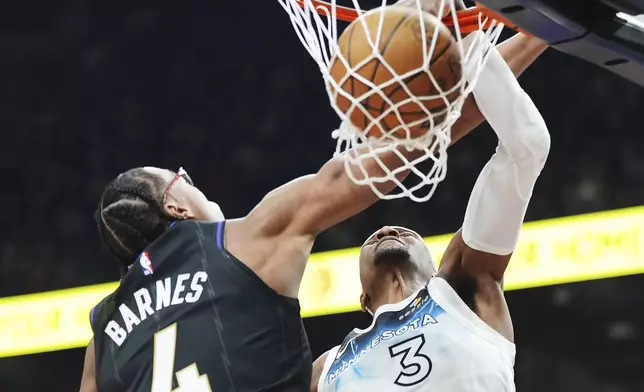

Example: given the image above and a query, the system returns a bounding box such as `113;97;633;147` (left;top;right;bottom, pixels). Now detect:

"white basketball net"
278;0;504;202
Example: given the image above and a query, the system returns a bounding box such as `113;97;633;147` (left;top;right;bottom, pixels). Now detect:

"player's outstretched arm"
438;36;550;340
79;339;98;392
396;0;548;145
451;33;547;144
228;146;421;296
228;36;549;298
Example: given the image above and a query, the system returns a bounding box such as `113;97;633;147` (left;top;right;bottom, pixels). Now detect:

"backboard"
477;0;644;87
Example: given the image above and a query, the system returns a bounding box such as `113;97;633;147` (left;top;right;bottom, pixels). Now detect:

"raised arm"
395;0;548;143
247;34;547;241
438;33;550;339
228;146;419;296
451;33;547;144
228;34;548;298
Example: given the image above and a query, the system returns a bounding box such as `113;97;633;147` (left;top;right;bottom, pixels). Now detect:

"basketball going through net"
278;0;509;202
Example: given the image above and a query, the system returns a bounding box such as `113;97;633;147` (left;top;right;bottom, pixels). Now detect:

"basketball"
328;6;462;139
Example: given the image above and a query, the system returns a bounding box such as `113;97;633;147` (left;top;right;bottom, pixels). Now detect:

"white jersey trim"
318;346;340;392
429;277;516;354
348;277;515;353
353;285;427;335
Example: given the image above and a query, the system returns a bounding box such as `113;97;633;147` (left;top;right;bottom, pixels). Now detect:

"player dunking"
79;21;547;392
313;32;549;392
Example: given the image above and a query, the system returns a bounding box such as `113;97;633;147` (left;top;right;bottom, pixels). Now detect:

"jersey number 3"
152;323;213;392
388;334;433;387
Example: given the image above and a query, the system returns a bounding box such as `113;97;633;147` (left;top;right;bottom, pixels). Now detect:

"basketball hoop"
278;0;506;202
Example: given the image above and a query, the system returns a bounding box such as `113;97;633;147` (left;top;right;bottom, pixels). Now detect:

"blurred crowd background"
2;0;644;391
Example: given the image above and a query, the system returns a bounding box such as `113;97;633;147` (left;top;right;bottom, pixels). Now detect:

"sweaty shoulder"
428;277;514;349
223;217;311;298
314;346;340;392
436;231;514;342
312;351;329;392
165;221;281;296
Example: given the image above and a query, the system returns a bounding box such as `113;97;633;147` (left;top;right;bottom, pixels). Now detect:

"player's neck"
370;274;425;313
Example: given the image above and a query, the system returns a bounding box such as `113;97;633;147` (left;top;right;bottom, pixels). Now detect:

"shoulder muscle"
311;350;331;392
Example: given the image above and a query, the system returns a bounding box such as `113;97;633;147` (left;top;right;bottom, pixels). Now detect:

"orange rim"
293;0;513;33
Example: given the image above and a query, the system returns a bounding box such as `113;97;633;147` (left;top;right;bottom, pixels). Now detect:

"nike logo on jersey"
104;271;208;346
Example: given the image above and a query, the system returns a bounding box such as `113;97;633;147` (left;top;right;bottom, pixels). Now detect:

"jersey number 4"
152;323;213;392
388;334;433;387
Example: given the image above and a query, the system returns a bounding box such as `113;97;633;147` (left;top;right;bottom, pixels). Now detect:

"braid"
96;168;173;274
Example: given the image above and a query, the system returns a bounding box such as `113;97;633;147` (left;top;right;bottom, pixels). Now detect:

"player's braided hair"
96;168;175;275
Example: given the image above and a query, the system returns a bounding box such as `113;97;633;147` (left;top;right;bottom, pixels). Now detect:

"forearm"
461;40;550;255
496;33;548;77
469;38;550;163
262;33;547;237
450;33;547;145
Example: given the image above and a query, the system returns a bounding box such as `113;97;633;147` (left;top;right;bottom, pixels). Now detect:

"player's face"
144;167;225;222
359;226;434;290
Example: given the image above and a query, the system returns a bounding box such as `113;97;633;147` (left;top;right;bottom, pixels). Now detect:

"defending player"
312;33;550;392
79;30;547;392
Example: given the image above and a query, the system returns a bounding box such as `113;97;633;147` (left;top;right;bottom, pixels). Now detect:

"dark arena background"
2;0;644;391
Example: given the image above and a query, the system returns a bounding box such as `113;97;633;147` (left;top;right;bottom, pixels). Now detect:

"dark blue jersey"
90;220;311;392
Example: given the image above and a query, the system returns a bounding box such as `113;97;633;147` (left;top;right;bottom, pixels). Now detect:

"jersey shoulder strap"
89;292;117;337
318;346;340;391
428;277;515;353
146;220;218;258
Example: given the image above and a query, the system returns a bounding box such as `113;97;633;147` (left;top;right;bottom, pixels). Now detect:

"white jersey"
318;277;516;392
